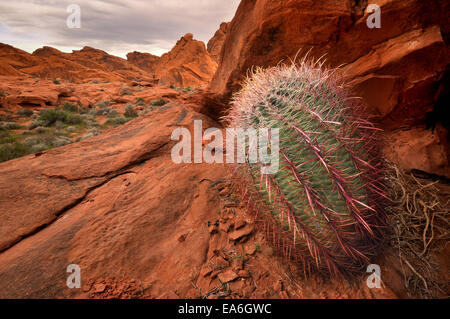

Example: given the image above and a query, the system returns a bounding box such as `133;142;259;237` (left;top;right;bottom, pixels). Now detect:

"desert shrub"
94;108;111;116
0;122;24;130
150;99;168;107
34;109;84;127
97;100;110;108
53;79;60;85
124;105;138;118
0;114;13;122
105;116;129;127
17;108;34;117
0;143;29;162
107;109;119;118
120;87;132;96
62;102;79;113
136;97;146;106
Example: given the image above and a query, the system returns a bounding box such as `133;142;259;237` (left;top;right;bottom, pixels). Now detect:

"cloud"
0;0;240;57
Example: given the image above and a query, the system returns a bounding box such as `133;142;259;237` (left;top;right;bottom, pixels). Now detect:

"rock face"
0;103;224;298
207;22;229;62
155;34;218;87
126;51;160;74
205;0;450;177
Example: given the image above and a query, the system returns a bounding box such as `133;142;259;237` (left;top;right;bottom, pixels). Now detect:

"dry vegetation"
387;162;450;298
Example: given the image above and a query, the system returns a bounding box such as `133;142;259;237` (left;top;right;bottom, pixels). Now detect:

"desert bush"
136;97;146;106
0;122;24;130
17;108;34;117
62;102;79;113
0;143;29;162
124;105;138;118
120;87;132;96
150;99;168;107
97;100;110;108
105;116;129;127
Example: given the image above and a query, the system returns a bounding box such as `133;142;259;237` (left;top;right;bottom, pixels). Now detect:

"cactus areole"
226;60;388;276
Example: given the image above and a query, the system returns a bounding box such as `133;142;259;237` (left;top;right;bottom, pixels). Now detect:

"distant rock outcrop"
126;51;160;74
205;0;450;178
207;22;229;62
154;33;217;87
0;43;153;83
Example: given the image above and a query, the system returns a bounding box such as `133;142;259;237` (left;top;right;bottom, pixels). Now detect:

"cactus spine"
226;59;387;276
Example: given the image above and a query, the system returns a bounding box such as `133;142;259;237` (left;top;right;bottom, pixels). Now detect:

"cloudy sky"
0;0;240;58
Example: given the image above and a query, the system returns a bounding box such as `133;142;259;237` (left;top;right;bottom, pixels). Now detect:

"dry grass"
386;162;450;298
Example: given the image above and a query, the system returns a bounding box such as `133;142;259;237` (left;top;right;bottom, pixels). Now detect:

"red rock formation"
155;33;218;87
0;43;153;83
207;22;229;62
126;51;160;74
205;0;450;177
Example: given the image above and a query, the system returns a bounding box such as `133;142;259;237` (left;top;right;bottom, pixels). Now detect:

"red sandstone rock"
126;51;160;74
207;22;229;62
155;33;217;87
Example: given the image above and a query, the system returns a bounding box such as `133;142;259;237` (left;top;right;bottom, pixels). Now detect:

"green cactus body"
226;61;387;276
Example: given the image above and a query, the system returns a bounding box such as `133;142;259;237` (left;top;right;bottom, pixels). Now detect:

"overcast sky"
0;0;240;58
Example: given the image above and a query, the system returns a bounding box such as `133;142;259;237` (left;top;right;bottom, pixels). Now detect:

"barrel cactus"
226;59;388;276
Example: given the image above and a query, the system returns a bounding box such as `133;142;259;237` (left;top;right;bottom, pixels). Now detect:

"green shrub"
136;97;146;106
0;143;29;163
124;105;138;118
105;116;129;127
17;108;34;117
97;101;110;108
0;114;12;122
150;99;168;107
107;110;119;118
53;79;60;85
64;113;83;125
120;87;132;96
0;122;24;130
35;109;84;127
62;102;79;113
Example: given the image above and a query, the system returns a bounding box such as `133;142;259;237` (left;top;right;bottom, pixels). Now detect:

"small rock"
93;283;106;293
234;218;246;230
218;269;239;283
229;224;254;241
